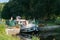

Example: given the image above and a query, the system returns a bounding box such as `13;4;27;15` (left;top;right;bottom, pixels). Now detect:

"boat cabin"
16;19;29;26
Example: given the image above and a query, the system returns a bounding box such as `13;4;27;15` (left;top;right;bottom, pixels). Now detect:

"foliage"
32;36;40;40
0;24;20;40
55;17;60;24
0;3;5;12
1;0;60;19
0;3;5;18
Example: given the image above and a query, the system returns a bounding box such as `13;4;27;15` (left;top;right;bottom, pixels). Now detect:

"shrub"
55;17;60;25
32;36;40;40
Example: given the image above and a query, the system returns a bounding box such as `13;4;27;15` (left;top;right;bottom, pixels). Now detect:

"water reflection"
17;25;60;40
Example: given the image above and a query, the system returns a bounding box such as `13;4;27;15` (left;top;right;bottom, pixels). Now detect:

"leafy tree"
0;3;5;18
1;0;60;19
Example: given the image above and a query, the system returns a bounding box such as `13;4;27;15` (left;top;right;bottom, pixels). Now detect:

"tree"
1;0;60;19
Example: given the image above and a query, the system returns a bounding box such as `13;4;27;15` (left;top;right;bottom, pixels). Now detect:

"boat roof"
16;19;27;21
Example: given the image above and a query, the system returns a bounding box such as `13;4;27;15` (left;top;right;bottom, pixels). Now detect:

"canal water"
16;25;60;40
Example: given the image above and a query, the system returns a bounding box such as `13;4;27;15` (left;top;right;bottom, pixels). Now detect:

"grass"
32;36;40;40
0;23;20;40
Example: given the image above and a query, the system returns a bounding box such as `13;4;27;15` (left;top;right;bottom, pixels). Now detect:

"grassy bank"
0;24;20;40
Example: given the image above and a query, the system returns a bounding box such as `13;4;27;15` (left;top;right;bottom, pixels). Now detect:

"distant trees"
1;0;60;19
0;3;5;18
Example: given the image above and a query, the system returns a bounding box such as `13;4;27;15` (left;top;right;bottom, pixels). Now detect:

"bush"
0;24;20;40
32;36;40;40
55;17;60;25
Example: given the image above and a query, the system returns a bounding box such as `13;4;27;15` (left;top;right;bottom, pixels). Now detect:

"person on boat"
5;17;20;35
6;17;16;28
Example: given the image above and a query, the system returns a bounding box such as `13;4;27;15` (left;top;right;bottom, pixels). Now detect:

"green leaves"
0;24;20;40
32;36;40;40
1;0;60;19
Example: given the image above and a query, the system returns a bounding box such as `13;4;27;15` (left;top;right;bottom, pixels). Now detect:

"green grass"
32;36;40;40
0;24;20;40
